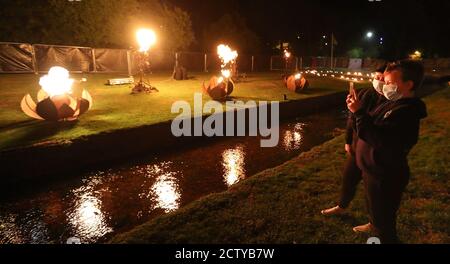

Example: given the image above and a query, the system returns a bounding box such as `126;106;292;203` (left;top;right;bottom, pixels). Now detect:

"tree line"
0;0;262;53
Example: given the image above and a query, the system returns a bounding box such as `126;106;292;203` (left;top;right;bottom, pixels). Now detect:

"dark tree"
202;13;261;53
0;0;195;50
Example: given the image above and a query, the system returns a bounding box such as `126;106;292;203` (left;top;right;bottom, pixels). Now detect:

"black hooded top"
345;87;387;147
354;97;428;176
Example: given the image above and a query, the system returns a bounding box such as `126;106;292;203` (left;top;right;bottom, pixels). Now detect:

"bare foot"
321;205;345;216
352;223;379;234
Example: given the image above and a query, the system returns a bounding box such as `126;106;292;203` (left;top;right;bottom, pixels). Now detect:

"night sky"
170;0;450;59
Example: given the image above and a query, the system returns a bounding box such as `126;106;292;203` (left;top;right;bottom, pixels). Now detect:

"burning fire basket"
202;76;235;101
284;73;309;93
21;66;92;121
202;44;238;100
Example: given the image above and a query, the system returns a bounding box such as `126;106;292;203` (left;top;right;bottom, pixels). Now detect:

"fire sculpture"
202;44;237;100
20;66;92;121
284;73;309;93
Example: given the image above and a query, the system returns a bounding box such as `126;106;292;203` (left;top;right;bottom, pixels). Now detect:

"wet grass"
0;71;362;150
110;87;450;244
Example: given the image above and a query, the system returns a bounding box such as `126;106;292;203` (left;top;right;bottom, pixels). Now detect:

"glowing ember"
136;28;156;52
39;66;74;97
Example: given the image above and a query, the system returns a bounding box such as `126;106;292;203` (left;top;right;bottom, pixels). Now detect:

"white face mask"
372;79;385;94
383;83;403;101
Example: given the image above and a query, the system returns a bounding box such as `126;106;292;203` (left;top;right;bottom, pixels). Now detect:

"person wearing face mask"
347;60;427;243
321;65;387;216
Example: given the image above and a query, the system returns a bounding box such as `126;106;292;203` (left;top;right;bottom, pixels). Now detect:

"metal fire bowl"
202;76;235;100
285;75;309;93
21;89;93;121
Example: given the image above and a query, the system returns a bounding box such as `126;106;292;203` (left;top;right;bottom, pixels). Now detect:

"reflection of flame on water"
142;162;181;213
150;174;181;213
222;145;246;187
0;212;49;243
283;123;305;151
68;177;112;243
0;214;23;243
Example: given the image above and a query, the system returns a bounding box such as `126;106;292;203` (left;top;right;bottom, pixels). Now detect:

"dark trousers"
338;154;362;209
362;169;410;244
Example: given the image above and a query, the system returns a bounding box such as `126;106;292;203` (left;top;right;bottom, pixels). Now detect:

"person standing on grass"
321;65;387;216
347;60;427;243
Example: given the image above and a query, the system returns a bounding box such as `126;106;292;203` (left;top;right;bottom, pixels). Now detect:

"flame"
294;73;301;80
284;50;291;58
217;77;224;84
39;66;74;97
217;44;238;66
136;28;156;52
221;69;231;78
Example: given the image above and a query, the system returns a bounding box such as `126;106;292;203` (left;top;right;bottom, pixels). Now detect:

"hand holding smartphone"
349;82;357;100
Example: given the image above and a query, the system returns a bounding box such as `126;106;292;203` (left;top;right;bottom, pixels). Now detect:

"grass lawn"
110;87;450;244
0;71;364;150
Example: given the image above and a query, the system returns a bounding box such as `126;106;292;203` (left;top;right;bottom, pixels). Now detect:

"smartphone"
349;82;356;99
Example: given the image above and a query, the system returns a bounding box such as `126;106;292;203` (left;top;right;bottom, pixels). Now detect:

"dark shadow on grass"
0;119;40;130
0;117;122;151
228;96;263;101
334;213;366;227
300;87;335;95
228;95;286;102
1;121;79;149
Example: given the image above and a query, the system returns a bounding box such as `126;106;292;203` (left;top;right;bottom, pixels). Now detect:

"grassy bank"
110;87;450;244
0;72;361;150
